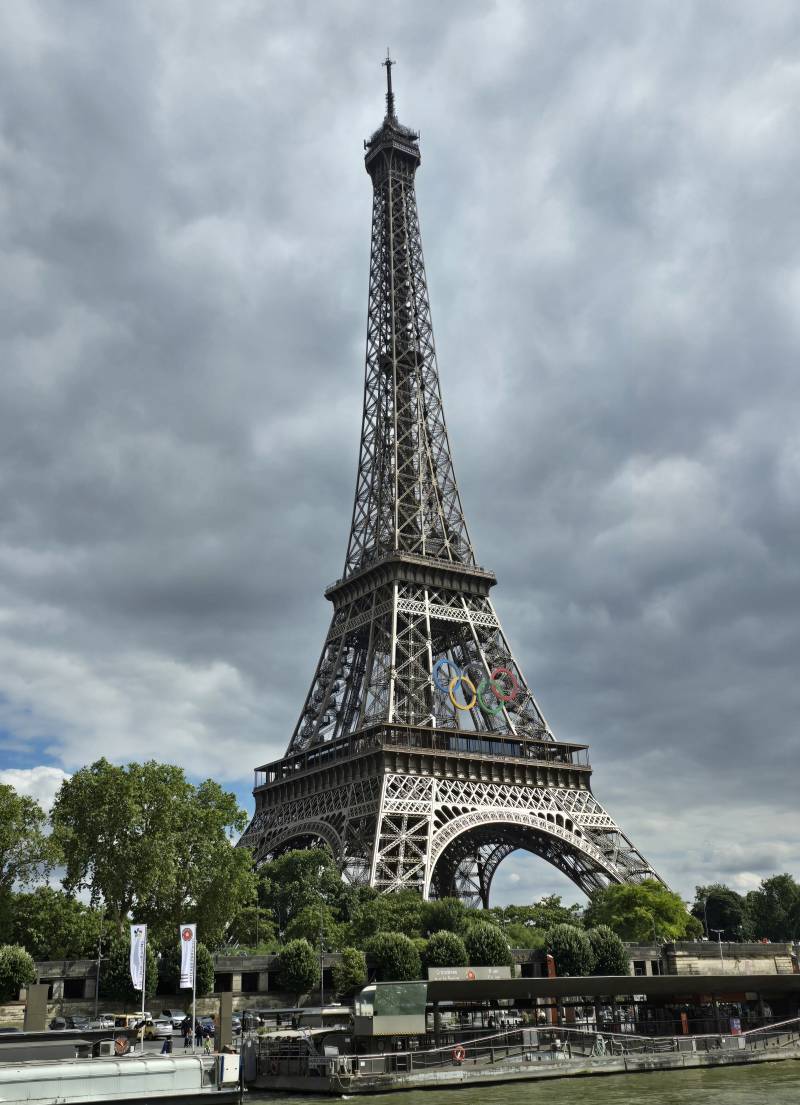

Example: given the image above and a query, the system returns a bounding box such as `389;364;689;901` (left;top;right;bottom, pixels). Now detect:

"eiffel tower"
240;57;662;906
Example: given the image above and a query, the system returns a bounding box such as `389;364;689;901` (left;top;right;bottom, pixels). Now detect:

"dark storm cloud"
0;0;798;904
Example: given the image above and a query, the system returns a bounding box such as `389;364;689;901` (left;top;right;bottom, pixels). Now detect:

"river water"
247;1061;800;1104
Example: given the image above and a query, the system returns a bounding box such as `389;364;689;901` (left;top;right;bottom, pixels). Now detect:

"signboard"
428;966;512;981
730;1017;742;1036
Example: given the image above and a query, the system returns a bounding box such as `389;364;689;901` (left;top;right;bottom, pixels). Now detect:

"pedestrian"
182;1017;191;1050
195;1021;203;1048
160;1036;173;1055
203;1024;213;1055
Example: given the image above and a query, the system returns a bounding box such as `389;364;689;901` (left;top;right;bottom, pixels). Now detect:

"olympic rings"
434;659;521;714
452;1045;466;1063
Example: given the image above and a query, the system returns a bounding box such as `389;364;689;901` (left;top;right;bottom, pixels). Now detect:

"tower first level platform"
240;723;657;908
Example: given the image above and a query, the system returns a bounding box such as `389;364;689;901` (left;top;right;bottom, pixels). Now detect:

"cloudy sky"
1;0;798;908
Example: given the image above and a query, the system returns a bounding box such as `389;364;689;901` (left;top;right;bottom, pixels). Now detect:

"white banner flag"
130;924;147;991
179;923;196;989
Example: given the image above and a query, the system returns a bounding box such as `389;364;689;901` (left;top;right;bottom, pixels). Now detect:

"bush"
422;898;467;936
98;936;158;1004
157;942;214;996
331;947;367;996
278;939;320;998
364;931;421;981
464;922;512;967
425;930;468;969
0;945;36;1001
546;924;595;977
587;925;628;976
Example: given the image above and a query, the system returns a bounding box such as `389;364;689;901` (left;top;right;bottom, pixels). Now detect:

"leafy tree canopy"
349;890;425;942
257;849;345;934
10;888;102;960
0;785;59;939
99;935;158;1005
546;924;595;976
584;880;702;942
425;930;468;969
464;921;512;967
0;945;36;1001
50;759;255;945
691;884;748;939
587;925;628;976
364;931;422;981
331;947;367;997
278;938;320;999
488;896;584;933
745;874;800;943
285;904;345;951
157;940;214;997
421;898;468;936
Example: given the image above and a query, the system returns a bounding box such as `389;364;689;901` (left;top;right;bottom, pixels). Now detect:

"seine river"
248;1062;800;1104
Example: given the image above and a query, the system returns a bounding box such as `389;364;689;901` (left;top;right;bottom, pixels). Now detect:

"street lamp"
711;928;725;969
317;865;326;1012
702;898;709;939
93;906;105;1020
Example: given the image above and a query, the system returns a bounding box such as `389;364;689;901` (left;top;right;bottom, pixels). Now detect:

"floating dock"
0;1052;241;1104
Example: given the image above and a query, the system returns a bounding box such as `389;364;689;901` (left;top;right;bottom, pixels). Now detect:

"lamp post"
702;898;709;939
649;915;662;975
317;865;325;1013
711;928;725;969
93;906;105;1020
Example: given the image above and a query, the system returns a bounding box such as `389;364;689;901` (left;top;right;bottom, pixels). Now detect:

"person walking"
181;1017;191;1050
195;1020;203;1049
202;1023;213;1054
160;1036;173;1055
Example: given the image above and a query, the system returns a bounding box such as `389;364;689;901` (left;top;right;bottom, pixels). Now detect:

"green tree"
98;935;158;1005
50;759;255;945
503;923;546;950
0;945;36;1001
490;896;583;933
464;921;512;967
425;930;468;969
546;924;595;976
349;890;425;942
285;904;344;951
691;884;748;939
0;785;59;940
331;947;368;996
10;888;102;960
364;931;422;981
745;875;800;942
156;941;214;997
257;850;344;935
278;938;320;999
584;880;701;942
224;904;277;951
421;898;467;936
587;925;628;975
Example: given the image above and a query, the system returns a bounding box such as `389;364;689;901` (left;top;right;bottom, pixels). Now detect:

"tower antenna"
382;49;396;120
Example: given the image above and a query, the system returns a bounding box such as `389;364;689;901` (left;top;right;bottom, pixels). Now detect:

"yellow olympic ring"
449;674;477;711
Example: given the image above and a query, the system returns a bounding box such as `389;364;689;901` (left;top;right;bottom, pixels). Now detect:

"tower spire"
382;49;396;120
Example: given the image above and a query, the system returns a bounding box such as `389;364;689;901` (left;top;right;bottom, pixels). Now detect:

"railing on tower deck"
253;726;590;789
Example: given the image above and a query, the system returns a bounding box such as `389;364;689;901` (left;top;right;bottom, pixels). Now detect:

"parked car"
92;1015;115;1030
161;1009;186;1030
144;1018;174;1040
230;1016;241;1036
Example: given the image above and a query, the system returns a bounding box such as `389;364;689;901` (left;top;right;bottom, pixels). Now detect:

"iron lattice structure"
240;60;662;905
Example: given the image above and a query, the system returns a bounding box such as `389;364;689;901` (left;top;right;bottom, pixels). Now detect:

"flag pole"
139;928;147;1053
191;936;197;1054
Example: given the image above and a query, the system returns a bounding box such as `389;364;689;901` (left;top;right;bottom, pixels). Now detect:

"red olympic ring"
490;666;519;702
452;1045;466;1062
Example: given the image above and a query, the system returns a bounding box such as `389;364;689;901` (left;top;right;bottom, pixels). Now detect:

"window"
241;972;260;994
633;960;646;976
214;973;233;993
64;978;85;999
